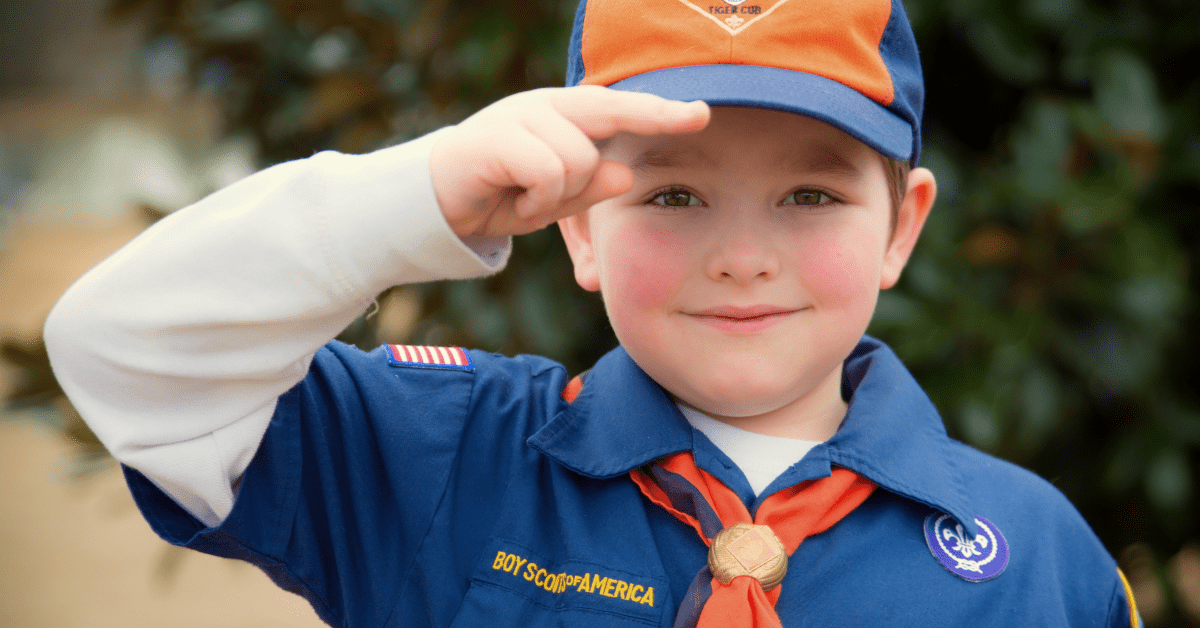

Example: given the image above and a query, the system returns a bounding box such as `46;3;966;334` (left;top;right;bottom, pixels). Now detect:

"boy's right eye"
650;189;704;208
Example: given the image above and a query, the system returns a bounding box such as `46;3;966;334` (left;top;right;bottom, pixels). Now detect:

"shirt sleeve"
120;342;476;627
43;128;511;527
1108;568;1143;628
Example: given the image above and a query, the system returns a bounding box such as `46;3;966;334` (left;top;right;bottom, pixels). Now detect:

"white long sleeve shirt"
44;130;510;527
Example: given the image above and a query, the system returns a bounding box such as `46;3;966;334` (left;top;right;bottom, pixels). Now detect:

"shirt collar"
527;347;694;476
526;337;977;533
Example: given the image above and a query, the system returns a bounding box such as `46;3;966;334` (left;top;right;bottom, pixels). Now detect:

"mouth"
686;305;802;332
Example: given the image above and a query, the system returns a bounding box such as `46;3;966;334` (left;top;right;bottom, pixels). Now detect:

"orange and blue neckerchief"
632;452;875;627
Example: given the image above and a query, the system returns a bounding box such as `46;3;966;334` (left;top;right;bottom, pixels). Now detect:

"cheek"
793;229;883;305
600;225;688;313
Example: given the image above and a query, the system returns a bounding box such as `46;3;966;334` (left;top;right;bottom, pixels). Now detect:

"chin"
686;376;792;418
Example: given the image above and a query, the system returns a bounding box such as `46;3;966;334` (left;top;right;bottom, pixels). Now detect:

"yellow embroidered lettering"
492;556;655;609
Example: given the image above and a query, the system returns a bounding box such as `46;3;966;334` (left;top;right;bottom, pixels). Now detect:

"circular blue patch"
923;513;1008;582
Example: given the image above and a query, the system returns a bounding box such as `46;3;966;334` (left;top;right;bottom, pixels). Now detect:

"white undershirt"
677;405;821;496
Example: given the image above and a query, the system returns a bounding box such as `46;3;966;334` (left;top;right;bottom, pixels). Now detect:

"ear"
557;211;601;292
880;166;936;290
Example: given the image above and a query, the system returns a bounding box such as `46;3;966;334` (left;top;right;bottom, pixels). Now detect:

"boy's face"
560;107;933;436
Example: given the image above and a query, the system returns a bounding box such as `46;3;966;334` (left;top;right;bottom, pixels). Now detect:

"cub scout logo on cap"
923;514;1009;582
386;344;473;370
679;0;789;34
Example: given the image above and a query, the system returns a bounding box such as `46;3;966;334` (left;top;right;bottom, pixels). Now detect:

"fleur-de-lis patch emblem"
923;514;1009;582
943;521;987;558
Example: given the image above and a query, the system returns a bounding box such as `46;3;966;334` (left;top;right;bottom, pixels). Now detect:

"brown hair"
882;156;911;235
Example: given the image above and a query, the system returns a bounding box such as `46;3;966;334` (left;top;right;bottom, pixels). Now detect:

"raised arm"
43;86;708;527
43;131;508;526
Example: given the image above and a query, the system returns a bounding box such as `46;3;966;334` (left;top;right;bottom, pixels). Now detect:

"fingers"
503;88;705;221
492;161;632;237
548;86;710;140
432;85;710;239
517;110;601;205
500;127;569;219
545;160;634;225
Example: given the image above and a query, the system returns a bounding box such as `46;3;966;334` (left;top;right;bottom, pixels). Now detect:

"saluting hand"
430;85;710;239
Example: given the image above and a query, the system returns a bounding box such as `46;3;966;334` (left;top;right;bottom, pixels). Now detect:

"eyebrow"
629;146;718;173
784;147;863;179
628;144;864;180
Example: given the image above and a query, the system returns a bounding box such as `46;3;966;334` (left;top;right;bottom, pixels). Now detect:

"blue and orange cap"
565;0;925;165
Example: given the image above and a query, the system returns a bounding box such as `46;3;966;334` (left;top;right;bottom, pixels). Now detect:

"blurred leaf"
1095;50;1166;141
1019;0;1080;28
1;338;107;476
963;18;1047;85
1012;98;1072;201
2;339;60;410
1144;448;1191;513
201;1;274;41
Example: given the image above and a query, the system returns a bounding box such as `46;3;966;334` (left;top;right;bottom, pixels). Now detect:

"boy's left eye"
783;190;834;206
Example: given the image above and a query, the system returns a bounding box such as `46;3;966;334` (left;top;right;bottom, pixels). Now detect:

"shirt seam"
125;467;342;627
307;157;368;303
828;449;964;519
223;541;345;627
1104;568;1126;628
379;362;487;628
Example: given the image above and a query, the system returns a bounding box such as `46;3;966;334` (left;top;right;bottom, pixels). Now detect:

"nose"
704;213;780;284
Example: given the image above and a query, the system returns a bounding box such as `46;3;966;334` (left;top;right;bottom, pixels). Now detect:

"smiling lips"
687;305;802;333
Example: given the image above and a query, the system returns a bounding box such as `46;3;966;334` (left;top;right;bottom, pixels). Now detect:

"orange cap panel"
580;0;895;106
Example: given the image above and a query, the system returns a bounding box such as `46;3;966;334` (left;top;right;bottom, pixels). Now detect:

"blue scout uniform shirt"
123;336;1139;627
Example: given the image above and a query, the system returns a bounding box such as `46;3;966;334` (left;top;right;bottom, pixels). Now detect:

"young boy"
45;0;1140;626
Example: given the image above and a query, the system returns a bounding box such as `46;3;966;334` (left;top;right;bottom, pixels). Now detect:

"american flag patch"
386;344;473;370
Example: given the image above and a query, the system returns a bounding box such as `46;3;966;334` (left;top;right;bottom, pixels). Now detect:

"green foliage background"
10;0;1199;622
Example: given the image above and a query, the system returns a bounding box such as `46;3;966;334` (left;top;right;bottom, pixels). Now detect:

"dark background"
4;0;1199;623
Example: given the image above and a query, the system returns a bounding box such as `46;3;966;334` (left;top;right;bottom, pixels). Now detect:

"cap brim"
609;64;913;162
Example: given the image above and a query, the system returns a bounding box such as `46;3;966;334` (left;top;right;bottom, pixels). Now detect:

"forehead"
602;106;879;176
